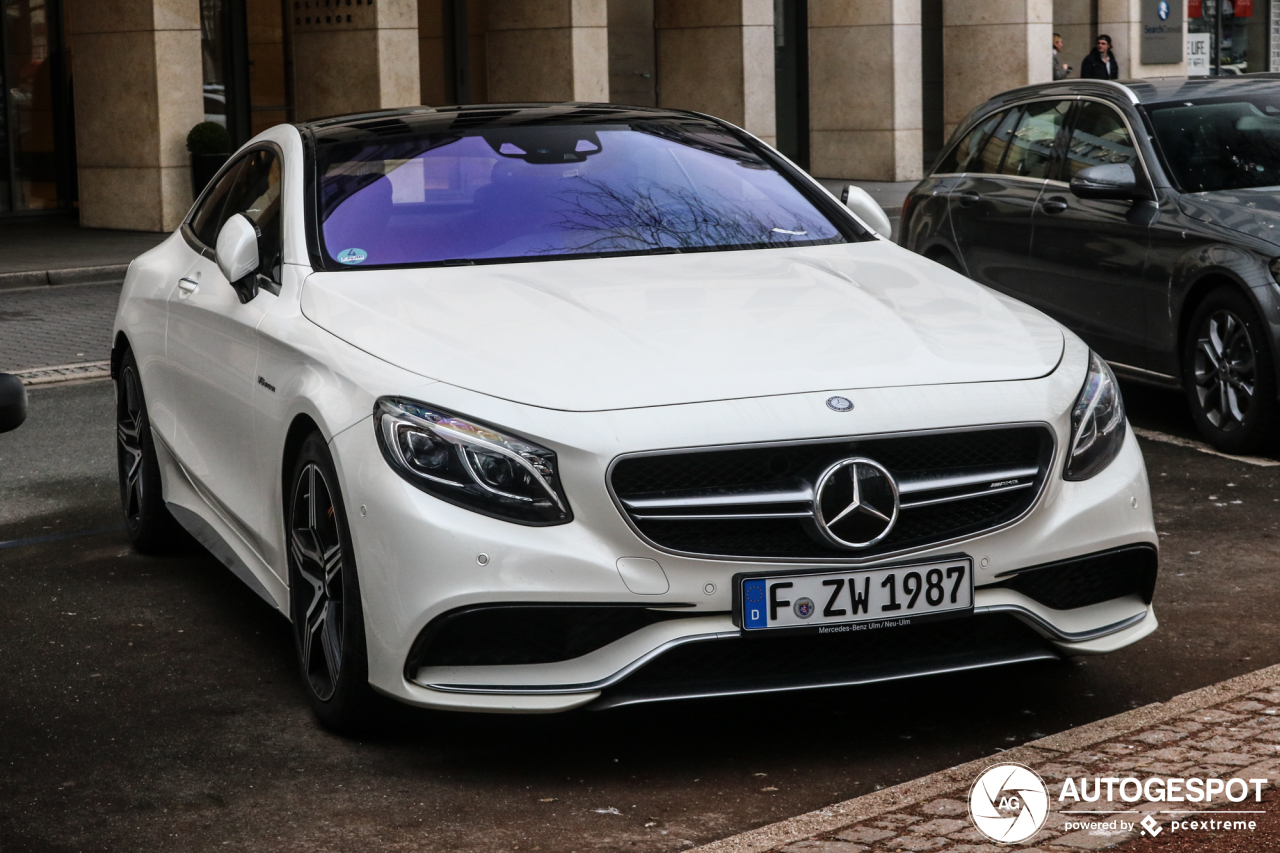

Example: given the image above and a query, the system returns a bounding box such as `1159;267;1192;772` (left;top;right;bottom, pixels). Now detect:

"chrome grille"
609;425;1054;561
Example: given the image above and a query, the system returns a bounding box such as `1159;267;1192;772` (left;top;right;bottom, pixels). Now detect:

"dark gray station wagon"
901;76;1280;453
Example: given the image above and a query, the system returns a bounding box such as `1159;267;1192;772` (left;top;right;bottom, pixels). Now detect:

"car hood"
299;242;1065;412
1177;189;1280;247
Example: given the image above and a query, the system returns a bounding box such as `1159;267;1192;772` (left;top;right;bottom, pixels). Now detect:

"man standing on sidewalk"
1081;34;1119;79
1053;33;1071;80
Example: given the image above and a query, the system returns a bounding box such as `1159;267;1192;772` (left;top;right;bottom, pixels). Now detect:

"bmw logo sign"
826;396;854;412
1157;0;1170;20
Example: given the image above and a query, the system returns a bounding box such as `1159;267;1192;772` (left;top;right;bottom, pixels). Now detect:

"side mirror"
1070;163;1139;200
215;213;260;303
840;185;893;238
0;373;27;434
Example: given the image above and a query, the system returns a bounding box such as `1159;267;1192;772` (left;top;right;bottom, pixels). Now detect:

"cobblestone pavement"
0;283;119;372
696;668;1280;853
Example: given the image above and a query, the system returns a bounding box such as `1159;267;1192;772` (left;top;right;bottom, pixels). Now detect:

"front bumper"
329;334;1157;713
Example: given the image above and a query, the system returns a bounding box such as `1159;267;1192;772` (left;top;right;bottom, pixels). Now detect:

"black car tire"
287;431;378;734
1182;287;1278;454
116;349;184;553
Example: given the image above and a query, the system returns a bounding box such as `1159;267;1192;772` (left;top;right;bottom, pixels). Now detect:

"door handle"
1041;198;1069;214
956;191;980;208
177;277;199;295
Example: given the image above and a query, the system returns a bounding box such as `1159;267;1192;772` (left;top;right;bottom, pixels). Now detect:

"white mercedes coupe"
113;104;1158;732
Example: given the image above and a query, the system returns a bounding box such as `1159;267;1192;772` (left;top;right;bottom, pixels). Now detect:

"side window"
976;108;1022;175
1000;100;1070;179
936;110;1005;173
190;158;246;247
219;149;284;286
1064;102;1138;180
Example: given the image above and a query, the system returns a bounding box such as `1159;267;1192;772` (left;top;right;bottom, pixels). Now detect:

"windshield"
1146;96;1280;192
314;119;848;268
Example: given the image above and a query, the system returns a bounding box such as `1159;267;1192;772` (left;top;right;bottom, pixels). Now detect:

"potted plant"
187;121;233;198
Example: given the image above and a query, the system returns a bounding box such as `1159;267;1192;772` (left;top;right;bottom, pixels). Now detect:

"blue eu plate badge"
743;579;767;629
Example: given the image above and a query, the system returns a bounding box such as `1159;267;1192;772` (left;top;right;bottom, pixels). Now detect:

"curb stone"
691;663;1280;853
0;264;129;291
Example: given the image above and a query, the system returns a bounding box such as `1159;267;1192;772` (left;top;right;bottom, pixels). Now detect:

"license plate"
739;557;973;632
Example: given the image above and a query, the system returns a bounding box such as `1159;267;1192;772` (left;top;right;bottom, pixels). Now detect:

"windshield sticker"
337;248;368;265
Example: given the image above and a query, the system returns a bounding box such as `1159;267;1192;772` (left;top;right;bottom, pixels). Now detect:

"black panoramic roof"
977;73;1280;114
296;102;713;143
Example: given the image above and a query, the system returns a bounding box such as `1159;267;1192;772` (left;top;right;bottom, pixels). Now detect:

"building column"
1097;0;1188;78
654;0;775;146
808;0;922;181
943;0;1053;139
291;0;420;121
65;0;203;231
420;0;448;105
485;0;608;102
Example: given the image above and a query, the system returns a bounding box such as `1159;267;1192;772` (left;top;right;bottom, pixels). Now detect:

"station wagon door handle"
1041;198;1069;214
177;277;199;296
955;191;980;207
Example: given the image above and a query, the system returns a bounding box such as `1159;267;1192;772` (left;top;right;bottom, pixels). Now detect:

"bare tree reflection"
534;179;833;255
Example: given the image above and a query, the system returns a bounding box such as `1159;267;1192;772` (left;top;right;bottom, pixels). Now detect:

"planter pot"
191;152;230;199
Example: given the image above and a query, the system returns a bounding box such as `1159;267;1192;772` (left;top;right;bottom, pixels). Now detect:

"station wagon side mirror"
841;184;893;238
215;213;261;303
1070;163;1139;201
0;373;27;434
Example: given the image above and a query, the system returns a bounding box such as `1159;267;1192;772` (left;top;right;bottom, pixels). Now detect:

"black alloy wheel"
287;432;376;732
115;349;182;552
1183;288;1277;454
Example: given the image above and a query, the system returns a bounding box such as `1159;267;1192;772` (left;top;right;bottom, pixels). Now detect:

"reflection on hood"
1177;189;1280;248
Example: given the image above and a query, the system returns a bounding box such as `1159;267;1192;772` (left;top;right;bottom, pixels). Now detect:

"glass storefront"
1189;0;1272;74
199;0;293;145
0;0;73;213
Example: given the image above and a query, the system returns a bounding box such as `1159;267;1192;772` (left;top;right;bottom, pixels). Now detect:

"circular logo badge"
793;597;815;619
1158;0;1170;19
813;458;900;549
968;763;1050;844
826;396;854;412
337;248;368;265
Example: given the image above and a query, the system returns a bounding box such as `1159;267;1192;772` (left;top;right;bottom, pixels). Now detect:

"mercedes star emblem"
813;457;900;548
826;396;854;412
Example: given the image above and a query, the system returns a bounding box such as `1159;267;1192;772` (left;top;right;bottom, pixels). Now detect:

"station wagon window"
1000;100;1070;179
935;110;1005;174
1146;96;1280;193
1063;102;1138;181
976;108;1022;175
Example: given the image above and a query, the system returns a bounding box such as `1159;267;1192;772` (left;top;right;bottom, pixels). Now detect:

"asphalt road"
1;379;1278;852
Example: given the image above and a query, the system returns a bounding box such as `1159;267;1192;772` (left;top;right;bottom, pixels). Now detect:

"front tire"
287;432;376;734
1183;287;1278;454
116;349;183;553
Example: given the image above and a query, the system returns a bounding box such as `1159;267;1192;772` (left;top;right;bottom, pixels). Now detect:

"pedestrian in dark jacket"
1081;34;1119;79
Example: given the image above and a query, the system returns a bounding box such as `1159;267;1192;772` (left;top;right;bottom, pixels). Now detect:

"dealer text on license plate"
740;558;973;632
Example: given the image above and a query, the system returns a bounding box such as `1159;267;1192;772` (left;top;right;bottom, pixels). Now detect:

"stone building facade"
0;0;1200;231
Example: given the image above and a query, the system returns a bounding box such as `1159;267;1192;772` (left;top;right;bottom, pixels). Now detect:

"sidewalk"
693;665;1280;853
0;216;165;289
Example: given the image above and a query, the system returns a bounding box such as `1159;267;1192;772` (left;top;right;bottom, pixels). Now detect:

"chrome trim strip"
633;511;812;521
975;604;1148;642
1107;360;1181;389
604;422;1058;564
898;464;1039;494
623;487;812;510
899;480;1033;509
588;647;1060;710
418;630;739;695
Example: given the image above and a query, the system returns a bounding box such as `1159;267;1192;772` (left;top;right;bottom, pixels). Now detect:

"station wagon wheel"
1183;288;1277;454
287;432;376;732
115;348;183;553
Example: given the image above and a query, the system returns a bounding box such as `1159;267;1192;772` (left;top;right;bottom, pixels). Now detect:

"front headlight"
1064;351;1127;481
374;398;572;525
